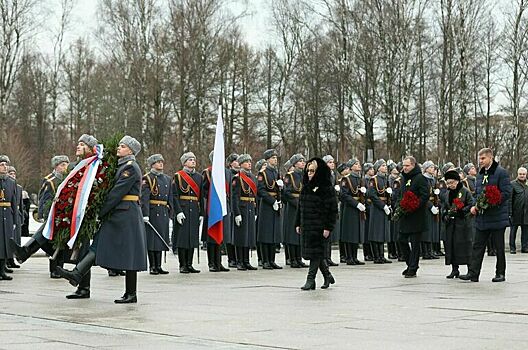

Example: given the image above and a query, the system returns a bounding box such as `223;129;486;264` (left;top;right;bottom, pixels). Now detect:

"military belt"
267;192;278;197
429;196;436;201
180;195;198;201
367;198;387;204
150;200;167;206
122;195;139;202
353;197;360;200
0;202;11;207
240;197;255;202
291;193;300;198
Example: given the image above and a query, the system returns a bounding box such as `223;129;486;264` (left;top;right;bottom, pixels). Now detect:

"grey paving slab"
1;242;527;349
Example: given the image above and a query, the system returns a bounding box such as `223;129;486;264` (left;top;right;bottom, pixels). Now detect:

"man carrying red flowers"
397;156;430;278
460;148;512;283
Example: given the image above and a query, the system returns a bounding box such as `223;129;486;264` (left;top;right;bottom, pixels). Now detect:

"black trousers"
469;228;506;277
509;225;528;251
399;232;421;271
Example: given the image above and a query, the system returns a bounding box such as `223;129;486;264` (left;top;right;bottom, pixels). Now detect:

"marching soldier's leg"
0;259;13;280
56;250;96;287
115;270;137;304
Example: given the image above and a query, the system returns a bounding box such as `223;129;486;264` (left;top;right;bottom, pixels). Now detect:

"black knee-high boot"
148;251;158;274
301;259;318;290
345;243;355;265
216;245;229;272
227;244;237;268
207;243;217;271
353;243;365;265
363;242;373;261
285;244;290;265
187;248;200;273
269;243;282;269
261;244;272;269
297;245;307;267
257;244;262;266
178;248;189;273
0;259;13;280
326;242;338;266
339;242;347;263
243;247;257;270
289;245;300;268
115;271;137;304
156;251;169;274
320;259;335;289
56;250;95;287
236;246;246;270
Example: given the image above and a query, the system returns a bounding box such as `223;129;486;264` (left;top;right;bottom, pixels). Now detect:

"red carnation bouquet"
447;197;465;218
475;185;502;215
392;191;421;221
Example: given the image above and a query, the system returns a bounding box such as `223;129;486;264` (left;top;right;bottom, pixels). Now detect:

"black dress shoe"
459;273;479;282
270;262;282;269
50;271;61;279
364;256;373;261
327;259;339;267
236;263;247;271
290;261;301;268
402;268;409;276
285;259;291;266
346;259;357;266
218;264;230;272
398;257;406;262
301;279;316;290
373;258;383;264
179;266;190;274
340;257;347;263
262;262;273;270
521;249;528;253
157;267;169;275
66;288;90;299
353;259;365;265
244;263;257;270
436;251;445;256
209;266;220;272
7;260;20;268
510;250;517;254
492;274;505;282
0;273;13;280
388;254;398;260
118;270;126;276
4;267;13;274
114;293;137;304
487;251;496;256
404;270;417;278
187;266;200;273
108;270;118;277
446;270;460;279
228;261;237;268
298;261;308;268
149;267;159;275
430;254;439;260
381;257;392;264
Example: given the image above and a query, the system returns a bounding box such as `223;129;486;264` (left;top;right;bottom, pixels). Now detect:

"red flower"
392;191;421;221
485;185;502;206
453;198;464;210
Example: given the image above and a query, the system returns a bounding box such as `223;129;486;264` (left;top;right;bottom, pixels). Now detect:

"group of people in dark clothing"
0;140;518;302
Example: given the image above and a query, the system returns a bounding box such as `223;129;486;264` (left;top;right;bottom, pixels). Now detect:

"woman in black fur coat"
295;158;338;290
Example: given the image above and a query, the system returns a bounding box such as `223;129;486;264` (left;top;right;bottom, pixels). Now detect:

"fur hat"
444;170;460;182
78;134;98;148
237;154;252;165
363;162;374;173
263;149;278;160
51;155;70;168
322;155;334;163
181;152;196;165
226;153;239;164
119;135;141;156
303;157;332;187
463;163;475;175
337;163;348;174
0;155;10;164
346;158;359;168
7;166;16;173
283;160;292;170
147;154;164;168
290;153;305;167
442;162;455;174
374;159;386;173
422;161;435;172
255;159;267;172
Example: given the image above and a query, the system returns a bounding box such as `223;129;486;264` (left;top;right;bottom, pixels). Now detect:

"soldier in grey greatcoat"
0;155;17;281
282;154;306;268
367;159;392;264
173;152;203;274
232;154;258;270
339;158;366;265
322;155;341;266
141;154;172;275
422;161;441;260
38;155;70;278
257;149;283;270
387;162;402;260
224;153;239;267
57;136;147;304
363;162;375;261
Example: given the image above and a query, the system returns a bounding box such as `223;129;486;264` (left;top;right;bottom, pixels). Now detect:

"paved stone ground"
1;242;527;350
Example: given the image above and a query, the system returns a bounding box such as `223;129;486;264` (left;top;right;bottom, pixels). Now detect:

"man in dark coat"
173;152;203;274
6;166;23;269
224;153;240;267
58;136;147;303
38;155;70;278
460;148;512;283
388;162;402;260
367;159;392;264
339;158;366;265
282;154;305;268
296;158;338;290
232;154;258;270
257;149;283;269
509;167;528;254
0;155;18;281
397;156;430;278
141;154;172;275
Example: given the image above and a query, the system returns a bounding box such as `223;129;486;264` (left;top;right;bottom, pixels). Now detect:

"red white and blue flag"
207;103;227;244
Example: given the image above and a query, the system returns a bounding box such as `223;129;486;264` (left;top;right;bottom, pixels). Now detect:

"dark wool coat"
509;179;528;226
141;171;173;251
173;169;202;249
96;157;147;271
232;170;257;248
367;173;391;243
37;173;62;220
389;175;402;242
295;158;338;260
339;172;366;244
257;166;282;244
423;175;440;242
397;165;430;235
0;175;17;259
441;183;474;265
475;161;512;231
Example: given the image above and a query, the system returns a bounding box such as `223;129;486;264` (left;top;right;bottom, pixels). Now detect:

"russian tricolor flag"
207;102;227;244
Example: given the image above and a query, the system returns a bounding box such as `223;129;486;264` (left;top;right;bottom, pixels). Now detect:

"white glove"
357;203;366;212
383;205;391;216
335;184;341;192
386;187;393;195
273;201;280;211
434;189;440;195
431;206;439;215
360;186;367;194
235;215;242;226
143;216;150;223
276;179;284;188
176;212;186;225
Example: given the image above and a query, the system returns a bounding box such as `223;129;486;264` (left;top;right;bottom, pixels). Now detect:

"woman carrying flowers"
440;170;474;279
